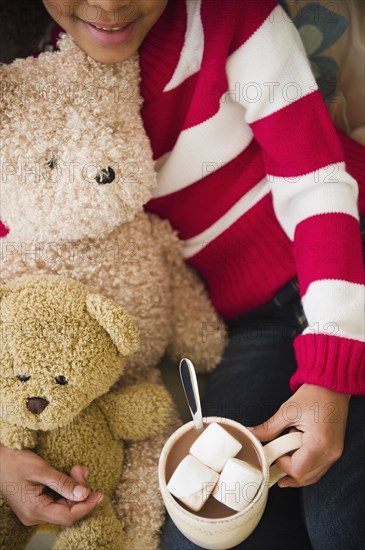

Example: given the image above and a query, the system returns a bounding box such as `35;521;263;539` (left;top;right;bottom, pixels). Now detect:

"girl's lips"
81;19;137;46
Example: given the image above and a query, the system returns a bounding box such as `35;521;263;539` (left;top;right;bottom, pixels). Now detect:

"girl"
1;1;364;548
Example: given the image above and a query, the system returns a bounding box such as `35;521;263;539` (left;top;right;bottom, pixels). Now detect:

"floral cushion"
280;0;365;145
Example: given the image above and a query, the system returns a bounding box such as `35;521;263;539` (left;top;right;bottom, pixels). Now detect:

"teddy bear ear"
85;293;139;357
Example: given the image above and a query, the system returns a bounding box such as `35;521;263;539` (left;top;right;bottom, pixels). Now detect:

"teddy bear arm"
151;216;227;372
96;384;172;441
0;421;37;450
166;264;227;372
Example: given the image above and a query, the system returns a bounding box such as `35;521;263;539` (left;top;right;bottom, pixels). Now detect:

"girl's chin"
80;43;137;64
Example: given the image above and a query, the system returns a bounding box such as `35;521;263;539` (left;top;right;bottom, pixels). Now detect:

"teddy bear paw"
0;424;37;450
52;511;124;550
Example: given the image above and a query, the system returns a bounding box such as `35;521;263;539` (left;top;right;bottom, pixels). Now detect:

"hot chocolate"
165;420;262;519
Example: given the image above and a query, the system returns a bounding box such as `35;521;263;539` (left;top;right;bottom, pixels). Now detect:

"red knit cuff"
291;334;365;395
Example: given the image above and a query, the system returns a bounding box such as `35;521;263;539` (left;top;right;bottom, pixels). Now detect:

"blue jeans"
161;218;365;550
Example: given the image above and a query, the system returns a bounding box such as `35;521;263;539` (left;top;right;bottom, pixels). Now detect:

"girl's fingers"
0;446;98;527
36;467;90;502
70;464;89;485
275;443;333;486
278;465;326;488
250;409;290;442
37;492;104;526
275;445;315;478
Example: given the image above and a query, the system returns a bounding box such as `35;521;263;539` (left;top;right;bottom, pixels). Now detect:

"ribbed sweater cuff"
291;334;365;395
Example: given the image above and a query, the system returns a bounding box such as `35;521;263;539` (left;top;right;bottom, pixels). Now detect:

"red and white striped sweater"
0;0;364;394
139;0;365;394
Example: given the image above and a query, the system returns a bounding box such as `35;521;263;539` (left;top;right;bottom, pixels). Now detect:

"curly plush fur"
0;275;172;550
0;34;226;548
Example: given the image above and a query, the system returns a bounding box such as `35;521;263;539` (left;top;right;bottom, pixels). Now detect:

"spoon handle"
179;358;204;430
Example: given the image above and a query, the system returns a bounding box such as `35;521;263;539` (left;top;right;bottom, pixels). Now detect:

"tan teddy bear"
0;274;172;550
0;33;226;548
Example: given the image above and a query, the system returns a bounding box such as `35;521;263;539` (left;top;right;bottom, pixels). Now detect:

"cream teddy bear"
0;274;172;550
0;33;226;548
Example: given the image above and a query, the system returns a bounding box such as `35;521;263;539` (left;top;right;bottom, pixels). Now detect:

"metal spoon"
179;358;204;430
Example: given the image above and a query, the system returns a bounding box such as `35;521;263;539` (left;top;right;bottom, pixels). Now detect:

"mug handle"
263;431;303;487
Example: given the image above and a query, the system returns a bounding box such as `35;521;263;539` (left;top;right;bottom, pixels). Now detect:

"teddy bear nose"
26;397;49;414
95;166;115;184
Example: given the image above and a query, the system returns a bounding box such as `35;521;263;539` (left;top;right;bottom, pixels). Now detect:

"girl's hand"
250;384;349;487
0;444;103;526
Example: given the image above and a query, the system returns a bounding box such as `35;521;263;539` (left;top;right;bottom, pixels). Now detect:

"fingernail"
73;485;87;499
246;427;254;431
82;467;89;479
90;492;104;503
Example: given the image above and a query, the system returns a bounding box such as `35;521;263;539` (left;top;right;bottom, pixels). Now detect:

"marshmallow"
190;423;242;472
213;458;263;512
167;455;219;512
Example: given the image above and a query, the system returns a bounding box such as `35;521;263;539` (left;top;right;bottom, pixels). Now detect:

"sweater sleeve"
227;1;365;394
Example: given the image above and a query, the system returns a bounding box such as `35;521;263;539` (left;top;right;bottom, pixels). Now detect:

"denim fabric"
161;220;365;550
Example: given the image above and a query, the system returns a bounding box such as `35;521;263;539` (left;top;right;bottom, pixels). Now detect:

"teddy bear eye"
45;157;58;170
17;374;31;382
95;166;115;184
55;375;68;385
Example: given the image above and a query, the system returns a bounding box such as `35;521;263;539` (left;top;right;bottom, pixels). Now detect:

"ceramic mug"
158;416;303;550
